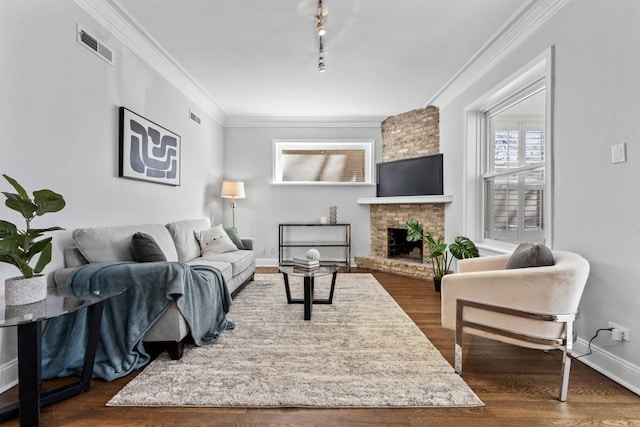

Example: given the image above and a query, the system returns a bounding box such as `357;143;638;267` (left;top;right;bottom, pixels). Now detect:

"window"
273;140;374;185
464;49;553;250
484;87;546;244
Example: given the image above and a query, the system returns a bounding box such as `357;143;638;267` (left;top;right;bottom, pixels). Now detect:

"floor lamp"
221;181;245;228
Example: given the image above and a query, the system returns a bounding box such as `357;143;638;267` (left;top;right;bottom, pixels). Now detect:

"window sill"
271;182;375;187
476;240;516;256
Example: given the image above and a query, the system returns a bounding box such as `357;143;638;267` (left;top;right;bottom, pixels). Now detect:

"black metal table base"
282;271;337;320
0;301;105;426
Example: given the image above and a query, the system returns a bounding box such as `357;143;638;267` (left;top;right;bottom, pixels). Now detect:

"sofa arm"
52;267;79;288
241;237;255;250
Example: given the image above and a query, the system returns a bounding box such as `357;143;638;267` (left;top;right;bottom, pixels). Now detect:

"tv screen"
376;154;443;197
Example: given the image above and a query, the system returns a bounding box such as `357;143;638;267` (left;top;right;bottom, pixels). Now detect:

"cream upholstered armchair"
441;250;590;401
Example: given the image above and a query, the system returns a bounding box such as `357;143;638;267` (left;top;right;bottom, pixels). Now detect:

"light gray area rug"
107;273;483;408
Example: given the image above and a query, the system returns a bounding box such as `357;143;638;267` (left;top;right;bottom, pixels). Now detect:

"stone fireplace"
355;105;447;280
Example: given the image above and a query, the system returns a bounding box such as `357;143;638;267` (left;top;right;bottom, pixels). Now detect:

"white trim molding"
75;0;227;124
224;116;385;128
0;358;18;395
574;339;640;396
428;0;572;108
463;47;554;248
357;195;453;205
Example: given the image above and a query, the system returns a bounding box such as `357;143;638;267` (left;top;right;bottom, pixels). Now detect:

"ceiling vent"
77;25;114;66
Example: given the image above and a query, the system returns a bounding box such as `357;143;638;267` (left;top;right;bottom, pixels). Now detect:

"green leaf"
33;241;52;275
449;236;479;260
0;220;18;238
33;189;66;215
5;198;37;219
0;253;32;278
30;226;64;234
404;218;423;242
0;238;20;255
2;192;21;201
2;175;29;200
24;237;52;258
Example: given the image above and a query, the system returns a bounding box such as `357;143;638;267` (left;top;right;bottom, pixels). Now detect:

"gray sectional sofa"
53;218;255;359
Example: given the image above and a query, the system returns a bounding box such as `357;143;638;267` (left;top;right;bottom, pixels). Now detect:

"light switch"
611;143;627;164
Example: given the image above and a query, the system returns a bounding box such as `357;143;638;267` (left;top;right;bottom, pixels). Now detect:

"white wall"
223;125;381;265
439;0;640;392
0;1;225;390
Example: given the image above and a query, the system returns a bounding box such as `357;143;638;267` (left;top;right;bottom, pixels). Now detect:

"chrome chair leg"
559;319;573;402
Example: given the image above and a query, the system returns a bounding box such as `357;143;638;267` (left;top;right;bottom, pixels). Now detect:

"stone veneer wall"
355;105;443;280
380;105;439;162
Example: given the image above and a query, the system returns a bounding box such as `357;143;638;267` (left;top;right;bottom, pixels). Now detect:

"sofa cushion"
205;250;254;276
186;258;234;283
195;225;238;256
73;224;178;263
506;242;554;269
131;232;167;262
166;218;210;262
224;227;245;250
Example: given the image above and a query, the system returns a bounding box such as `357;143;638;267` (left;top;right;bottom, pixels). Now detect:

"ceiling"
112;0;528;119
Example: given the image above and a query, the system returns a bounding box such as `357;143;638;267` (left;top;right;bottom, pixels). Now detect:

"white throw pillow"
195;224;238;256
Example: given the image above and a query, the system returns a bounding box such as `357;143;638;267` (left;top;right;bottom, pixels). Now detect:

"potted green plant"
0;174;65;305
405;218;479;292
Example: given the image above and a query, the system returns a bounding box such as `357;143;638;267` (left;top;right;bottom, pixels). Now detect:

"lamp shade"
221;181;245;199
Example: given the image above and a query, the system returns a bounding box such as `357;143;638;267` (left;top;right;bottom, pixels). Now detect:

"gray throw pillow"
131;232;167;262
506;242;554;269
224;227;245;250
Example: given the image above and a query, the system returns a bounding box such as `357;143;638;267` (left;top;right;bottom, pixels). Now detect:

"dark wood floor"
2;268;639;426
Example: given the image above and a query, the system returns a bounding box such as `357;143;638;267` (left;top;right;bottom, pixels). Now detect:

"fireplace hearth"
387;228;422;262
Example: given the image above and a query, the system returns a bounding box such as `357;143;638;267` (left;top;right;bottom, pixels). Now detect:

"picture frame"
119;107;181;186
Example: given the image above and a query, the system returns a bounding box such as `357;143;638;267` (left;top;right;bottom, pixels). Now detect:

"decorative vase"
4;275;48;306
329;206;337;224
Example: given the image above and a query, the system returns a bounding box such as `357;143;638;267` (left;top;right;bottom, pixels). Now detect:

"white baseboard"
256;258;279;267
0;358;18;394
574;338;640;396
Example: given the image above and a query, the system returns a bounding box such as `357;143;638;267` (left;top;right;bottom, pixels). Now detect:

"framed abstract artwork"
119;107;181;186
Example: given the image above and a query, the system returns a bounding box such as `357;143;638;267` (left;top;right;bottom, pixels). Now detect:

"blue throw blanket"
42;261;233;381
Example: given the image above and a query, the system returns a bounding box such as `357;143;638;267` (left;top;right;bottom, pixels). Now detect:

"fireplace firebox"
387;228;423;262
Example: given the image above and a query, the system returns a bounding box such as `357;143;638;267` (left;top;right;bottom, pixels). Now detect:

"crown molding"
427;0;573;108
74;0;227;125
224;116;384;128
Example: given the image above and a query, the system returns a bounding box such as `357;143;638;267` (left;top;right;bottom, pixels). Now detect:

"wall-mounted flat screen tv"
376;154;443;197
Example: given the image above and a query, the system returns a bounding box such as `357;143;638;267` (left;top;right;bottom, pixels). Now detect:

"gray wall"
223;125;381;265
439;0;640;392
0;1;225;390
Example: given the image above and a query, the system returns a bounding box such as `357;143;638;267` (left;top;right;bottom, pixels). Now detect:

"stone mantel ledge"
357;195;453;205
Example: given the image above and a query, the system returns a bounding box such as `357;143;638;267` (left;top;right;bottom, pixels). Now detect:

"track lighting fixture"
316;0;327;36
316;0;327;72
318;36;325;72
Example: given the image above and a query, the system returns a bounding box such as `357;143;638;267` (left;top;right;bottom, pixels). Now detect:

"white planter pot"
4;275;48;306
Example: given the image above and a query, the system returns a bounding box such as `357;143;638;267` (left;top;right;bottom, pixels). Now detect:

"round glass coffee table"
279;264;339;320
0;286;126;426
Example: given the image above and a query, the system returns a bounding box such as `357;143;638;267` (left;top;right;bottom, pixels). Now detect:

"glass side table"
0;285;126;427
279;264;339;320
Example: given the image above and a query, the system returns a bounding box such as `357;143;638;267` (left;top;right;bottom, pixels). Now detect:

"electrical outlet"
269;247;276;255
608;321;631;341
259;248;265;255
